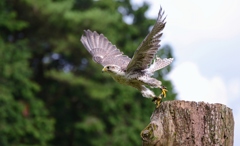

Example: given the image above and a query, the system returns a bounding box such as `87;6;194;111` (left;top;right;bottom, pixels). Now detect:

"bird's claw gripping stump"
152;86;167;108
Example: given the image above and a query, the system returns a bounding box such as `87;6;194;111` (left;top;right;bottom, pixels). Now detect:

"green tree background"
0;0;176;145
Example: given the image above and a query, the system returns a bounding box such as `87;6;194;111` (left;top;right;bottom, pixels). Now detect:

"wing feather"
126;7;166;73
80;30;131;69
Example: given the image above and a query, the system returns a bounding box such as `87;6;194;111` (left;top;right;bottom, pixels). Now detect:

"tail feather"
146;57;173;76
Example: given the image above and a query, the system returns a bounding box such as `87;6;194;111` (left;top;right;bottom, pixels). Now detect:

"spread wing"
81;30;131;70
126;7;166;73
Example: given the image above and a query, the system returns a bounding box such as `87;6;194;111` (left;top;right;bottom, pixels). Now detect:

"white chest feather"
110;73;145;89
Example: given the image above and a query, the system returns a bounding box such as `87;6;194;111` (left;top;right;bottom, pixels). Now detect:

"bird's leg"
151;86;167;108
152;96;162;108
160;86;168;98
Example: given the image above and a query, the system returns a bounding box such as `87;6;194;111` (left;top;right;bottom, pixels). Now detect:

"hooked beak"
102;67;107;73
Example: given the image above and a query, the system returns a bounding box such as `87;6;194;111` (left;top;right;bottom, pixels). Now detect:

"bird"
80;7;173;108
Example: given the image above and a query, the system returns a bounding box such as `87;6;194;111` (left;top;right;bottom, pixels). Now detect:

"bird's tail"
145;57;173;76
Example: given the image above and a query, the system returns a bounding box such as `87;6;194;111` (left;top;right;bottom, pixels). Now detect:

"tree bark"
141;100;234;146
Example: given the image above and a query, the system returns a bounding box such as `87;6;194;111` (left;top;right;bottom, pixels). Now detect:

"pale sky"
131;0;240;145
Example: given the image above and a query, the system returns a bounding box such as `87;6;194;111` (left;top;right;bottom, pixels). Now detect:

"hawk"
80;7;173;108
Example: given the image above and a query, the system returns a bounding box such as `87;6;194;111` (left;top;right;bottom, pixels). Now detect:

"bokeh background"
0;0;238;145
0;0;176;145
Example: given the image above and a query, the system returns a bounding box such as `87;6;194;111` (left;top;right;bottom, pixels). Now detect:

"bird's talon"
152;96;162;108
161;86;168;98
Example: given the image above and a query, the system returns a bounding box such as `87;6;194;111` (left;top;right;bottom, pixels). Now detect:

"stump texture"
141;100;234;146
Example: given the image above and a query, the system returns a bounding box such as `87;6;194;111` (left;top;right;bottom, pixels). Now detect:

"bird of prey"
80;7;173;108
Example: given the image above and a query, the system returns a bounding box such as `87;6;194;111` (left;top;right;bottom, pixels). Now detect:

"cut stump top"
141;100;234;146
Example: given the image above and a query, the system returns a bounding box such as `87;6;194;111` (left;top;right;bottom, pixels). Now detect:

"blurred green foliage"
0;0;176;145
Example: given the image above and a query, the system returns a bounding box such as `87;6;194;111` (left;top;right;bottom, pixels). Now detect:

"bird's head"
102;65;123;75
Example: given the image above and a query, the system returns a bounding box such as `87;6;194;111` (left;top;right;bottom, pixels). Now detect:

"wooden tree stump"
141;100;234;146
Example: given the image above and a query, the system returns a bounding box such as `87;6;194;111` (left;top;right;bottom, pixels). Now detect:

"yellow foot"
152;96;162;108
160;86;168;98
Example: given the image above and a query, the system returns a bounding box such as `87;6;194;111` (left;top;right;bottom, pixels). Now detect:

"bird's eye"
107;66;110;69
